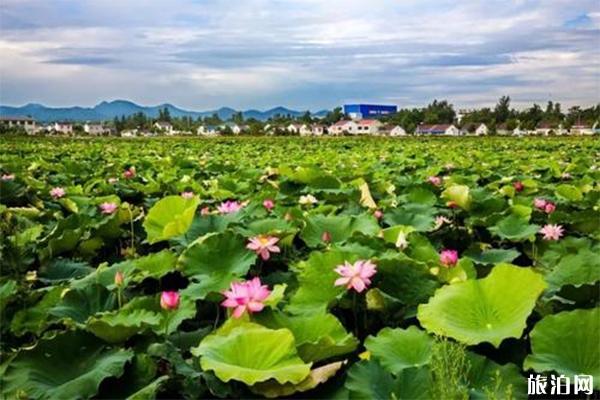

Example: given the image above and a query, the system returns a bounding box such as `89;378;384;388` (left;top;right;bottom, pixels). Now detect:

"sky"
0;0;599;111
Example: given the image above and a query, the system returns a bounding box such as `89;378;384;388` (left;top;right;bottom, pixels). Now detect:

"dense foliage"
0;136;598;399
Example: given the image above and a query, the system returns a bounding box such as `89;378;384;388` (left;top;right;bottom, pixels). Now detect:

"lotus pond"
0;136;598;399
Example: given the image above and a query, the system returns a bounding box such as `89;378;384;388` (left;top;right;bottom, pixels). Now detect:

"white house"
570;124;594;135
311;124;325;136
154;121;174;135
388;125;407;136
352;119;383;135
461;123;488;136
121;129;138;137
197;125;219;136
221;122;242;134
53;122;73;135
83;123;108;136
0;116;37;134
328;120;355;135
415;124;460;136
286;123;303;134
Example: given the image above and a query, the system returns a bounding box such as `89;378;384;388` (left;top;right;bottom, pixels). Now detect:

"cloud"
0;0;598;110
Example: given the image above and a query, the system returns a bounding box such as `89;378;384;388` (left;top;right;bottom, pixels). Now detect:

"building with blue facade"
343;104;398;120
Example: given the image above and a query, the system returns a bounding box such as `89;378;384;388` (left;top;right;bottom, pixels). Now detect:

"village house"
535;122;558;136
388;125;407;136
197;125;219;136
153;121;174;135
415;124;460;136
83;122;108;136
286;123;303;135
328;120;355;135
120;129;138;137
496;124;512;136
311;124;325;136
53;122;73;135
460;123;488;136
570;124;594;135
0;116;37;134
220;122;242;134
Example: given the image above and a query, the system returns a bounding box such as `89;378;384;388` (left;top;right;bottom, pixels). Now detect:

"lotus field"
0;136;599;399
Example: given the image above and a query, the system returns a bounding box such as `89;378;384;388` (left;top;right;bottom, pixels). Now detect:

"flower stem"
164;313;170;340
352;291;359;338
117;288;123;309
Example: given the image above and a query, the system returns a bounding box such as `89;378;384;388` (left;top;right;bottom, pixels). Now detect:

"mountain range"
0;100;329;122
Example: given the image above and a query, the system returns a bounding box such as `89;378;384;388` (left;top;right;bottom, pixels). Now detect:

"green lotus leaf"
287;249;359;315
87;308;162;343
442;184;472;210
555;184;583;202
488;214;539;241
345;360;431;400
11;287;63;336
50;284;117;324
467;352;526;400
254;310;358;362
192;324;311;385
545;249;600;292
250;361;344;398
127;376;169;400
464;248;520;265
143;195;200;244
524;308;599;387
300;214;379;247
380;225;415;246
417;264;546;347
365;327;433;374
383;204;436;232
1;331;134;399
177;231;256;299
38;258;94;283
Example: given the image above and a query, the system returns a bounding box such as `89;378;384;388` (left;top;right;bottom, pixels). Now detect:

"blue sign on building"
343;104;397;119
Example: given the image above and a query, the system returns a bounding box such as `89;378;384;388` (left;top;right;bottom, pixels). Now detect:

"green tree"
494;96;511;123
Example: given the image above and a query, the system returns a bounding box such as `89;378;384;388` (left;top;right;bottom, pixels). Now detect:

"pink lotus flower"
373;210;383;220
221;277;271;318
428;176;442;186
181;191;195;199
321;231;332;243
123;167;136;179
513;181;524;192
50;187;66;199
99;202;118;215
544;202;556;214
539;224;564;241
334;260;377;293
1;174;15;181
263;199;275;211
217;200;243;214
439;249;459;268
246;235;281;260
533;198;547;210
201;206;210;216
108;177;119;184
160;291;180;310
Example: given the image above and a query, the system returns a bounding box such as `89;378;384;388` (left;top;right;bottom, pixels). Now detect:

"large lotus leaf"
345;360;431;400
192;325;311;385
300;214;379;247
464;248;520;265
280;165;341;189
123;294;197;336
10;287;63;336
365;327;433;374
383;204;436;232
524;308;599;387
442;184;472;210
1;331;133;399
38;258;94;283
50;284;117;324
417;264;546;347
143;195;200;244
376;257;439;309
555;184;583;202
250;361;344;398
545;249;600;292
87;308;162;343
177;231;256;299
287;249;359;315
488;214;539;241
467;353;526;400
127;376;169;400
254;310;358;362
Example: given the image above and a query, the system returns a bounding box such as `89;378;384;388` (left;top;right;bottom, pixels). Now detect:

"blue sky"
0;0;598;111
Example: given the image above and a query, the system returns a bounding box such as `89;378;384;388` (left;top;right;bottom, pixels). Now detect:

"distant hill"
0;100;328;122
